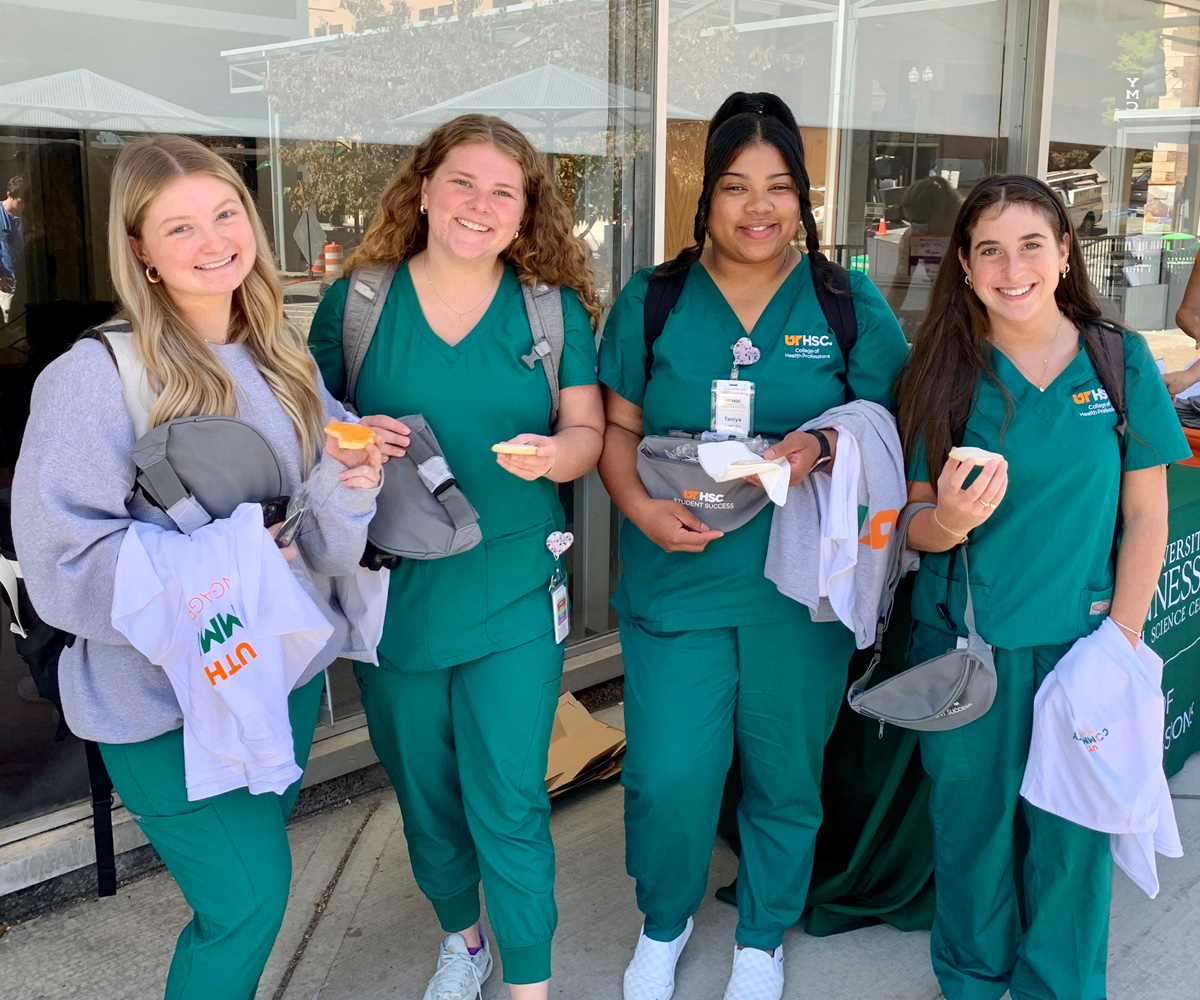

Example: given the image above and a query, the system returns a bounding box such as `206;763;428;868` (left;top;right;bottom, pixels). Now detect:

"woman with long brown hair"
12;134;382;1000
897;174;1186;999
309;114;603;1000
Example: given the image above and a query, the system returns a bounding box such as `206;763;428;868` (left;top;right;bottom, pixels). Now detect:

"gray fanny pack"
367;414;481;560
636;433;775;533
847;502;997;732
132;416;288;535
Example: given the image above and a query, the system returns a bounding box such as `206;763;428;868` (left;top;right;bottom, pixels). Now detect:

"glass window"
665;0;1014;337
0;0;650;834
1049;0;1200;340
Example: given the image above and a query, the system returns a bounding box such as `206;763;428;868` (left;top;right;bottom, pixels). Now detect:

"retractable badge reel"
546;531;574;644
712;336;760;437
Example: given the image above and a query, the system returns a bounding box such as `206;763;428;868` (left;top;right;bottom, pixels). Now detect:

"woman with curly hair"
309;114;603;1000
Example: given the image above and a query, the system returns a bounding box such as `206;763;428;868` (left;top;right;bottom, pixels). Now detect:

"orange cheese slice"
325;420;375;449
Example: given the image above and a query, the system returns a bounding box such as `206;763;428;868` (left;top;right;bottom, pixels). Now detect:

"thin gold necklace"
423;256;500;322
995;316;1069;392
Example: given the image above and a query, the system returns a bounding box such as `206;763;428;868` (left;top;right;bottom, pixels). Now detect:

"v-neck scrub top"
310;263;599;671
599;259;909;631
908;329;1189;651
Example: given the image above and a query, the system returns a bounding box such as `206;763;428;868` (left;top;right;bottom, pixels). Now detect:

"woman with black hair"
897;175;1185;999
597;92;908;1000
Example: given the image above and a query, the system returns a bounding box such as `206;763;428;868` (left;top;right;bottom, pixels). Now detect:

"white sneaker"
623;917;694;1000
422;928;493;1000
722;941;784;1000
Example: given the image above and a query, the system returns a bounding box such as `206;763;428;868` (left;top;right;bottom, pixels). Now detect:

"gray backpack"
336;262;565;564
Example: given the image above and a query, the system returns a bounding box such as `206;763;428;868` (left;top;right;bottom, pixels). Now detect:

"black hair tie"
744;100;764;114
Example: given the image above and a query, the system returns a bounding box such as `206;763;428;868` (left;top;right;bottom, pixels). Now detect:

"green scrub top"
310;262;598;671
599;258;909;631
908;329;1189;650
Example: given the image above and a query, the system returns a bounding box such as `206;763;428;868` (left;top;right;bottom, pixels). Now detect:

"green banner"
1147;464;1200;775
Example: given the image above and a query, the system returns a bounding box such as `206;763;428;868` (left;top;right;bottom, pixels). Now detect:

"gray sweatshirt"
11;336;379;744
765;400;918;648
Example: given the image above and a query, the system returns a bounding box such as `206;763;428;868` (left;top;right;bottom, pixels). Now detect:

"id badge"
550;580;570;644
711;379;755;437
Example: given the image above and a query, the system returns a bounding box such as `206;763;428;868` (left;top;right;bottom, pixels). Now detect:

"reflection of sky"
666;0;1008;136
0;0;1015;142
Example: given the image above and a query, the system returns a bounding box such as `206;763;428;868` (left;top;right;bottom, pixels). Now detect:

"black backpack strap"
808;250;859;400
642;269;689;384
1086;319;1129;460
83;739;116;896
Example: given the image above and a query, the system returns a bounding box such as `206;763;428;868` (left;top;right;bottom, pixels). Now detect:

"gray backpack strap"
520;280;564;428
131;426;212;535
90;321;155;439
849;502;935;697
342;262;399;408
405;426;478;537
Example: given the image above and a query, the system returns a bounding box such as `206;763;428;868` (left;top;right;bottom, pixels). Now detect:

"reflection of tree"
266;0;798;233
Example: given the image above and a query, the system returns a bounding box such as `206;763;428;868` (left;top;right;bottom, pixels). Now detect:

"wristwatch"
808;429;833;473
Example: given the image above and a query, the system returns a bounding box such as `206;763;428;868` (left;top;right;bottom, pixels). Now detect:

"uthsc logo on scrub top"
783;331;834;360
1072;386;1115;418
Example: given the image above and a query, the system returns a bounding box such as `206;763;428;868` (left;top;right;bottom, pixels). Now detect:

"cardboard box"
545;692;626;797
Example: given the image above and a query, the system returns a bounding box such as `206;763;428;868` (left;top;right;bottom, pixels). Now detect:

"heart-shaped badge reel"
546;531;575;560
732;337;762;367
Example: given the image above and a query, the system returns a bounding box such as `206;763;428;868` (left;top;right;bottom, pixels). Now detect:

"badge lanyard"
546;531;573;644
711;336;760;437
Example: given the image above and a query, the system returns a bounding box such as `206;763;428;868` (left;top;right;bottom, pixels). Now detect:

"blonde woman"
309;114;604;1000
12;134;382;1000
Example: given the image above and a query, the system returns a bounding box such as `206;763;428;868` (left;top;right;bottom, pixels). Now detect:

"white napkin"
697;440;791;506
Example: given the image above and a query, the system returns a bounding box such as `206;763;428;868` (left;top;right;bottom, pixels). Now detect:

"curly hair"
347;114;601;331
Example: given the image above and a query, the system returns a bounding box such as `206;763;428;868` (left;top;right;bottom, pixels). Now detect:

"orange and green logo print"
1072;726;1109;753
1072;386;1115;418
197;608;258;686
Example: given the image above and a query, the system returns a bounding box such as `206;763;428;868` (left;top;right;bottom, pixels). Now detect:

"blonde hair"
108;135;325;472
348;114;602;331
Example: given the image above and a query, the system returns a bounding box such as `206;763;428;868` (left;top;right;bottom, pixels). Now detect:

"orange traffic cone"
311;249;325;277
323;241;344;279
877;217;888;235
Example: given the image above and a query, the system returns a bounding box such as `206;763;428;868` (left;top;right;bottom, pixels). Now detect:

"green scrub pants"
911;624;1112;1000
620;613;853;951
98;672;325;1000
354;630;563;984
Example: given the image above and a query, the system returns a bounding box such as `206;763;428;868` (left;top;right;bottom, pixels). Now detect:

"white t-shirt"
1021;618;1182;897
113;503;332;800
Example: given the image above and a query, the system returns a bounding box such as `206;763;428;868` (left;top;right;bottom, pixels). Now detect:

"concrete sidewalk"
5;706;1200;1000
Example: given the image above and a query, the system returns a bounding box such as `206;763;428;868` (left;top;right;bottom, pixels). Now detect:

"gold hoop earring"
1061;261;1071;279
145;265;161;284
419;203;427;215
963;274;973;289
